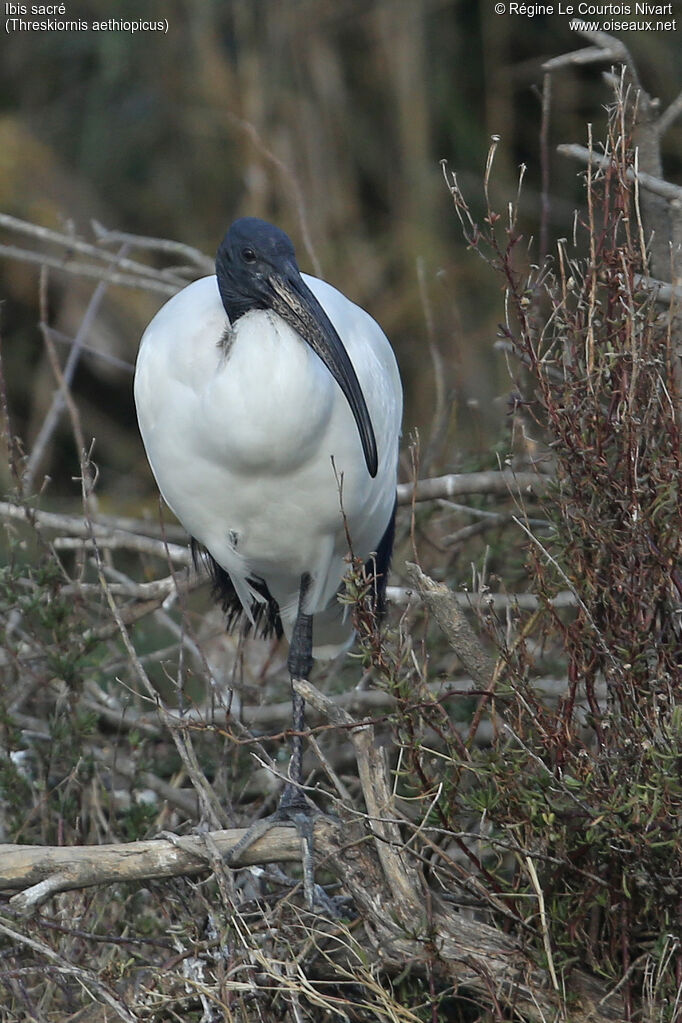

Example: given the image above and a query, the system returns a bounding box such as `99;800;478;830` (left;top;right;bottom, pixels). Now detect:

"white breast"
134;273;402;652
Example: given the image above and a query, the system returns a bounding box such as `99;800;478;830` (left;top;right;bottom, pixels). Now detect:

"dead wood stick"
0;211;192;283
0;820;626;1020
396;469;549;506
314;819;625;1023
0;500;191;562
0;918;138;1023
0;826;305;914
0;241;178;294
557;142;682;203
405;562;496;686
294;678;422;908
388;585;576;609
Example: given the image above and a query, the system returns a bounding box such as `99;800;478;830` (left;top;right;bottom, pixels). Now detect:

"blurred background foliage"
1;0;681;509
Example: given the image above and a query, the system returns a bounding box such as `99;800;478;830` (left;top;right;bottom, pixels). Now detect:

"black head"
215;217;298;322
214;217;378;477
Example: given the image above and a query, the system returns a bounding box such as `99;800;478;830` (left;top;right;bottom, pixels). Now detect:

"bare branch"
294;679;423;906
0;919;138;1023
0;212;189;284
0;241;178;295
633;273;682;306
387;584;576;610
0;826;303;911
0;500;191;561
24;246;129;491
656;88;682;138
542;37;627;71
557;143;682;203
91;219;213;272
396;469;550;505
52;532;191;562
0;817;625;1022
404;563;497;687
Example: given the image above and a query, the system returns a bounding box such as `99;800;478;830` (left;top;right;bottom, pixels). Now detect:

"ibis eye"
241;247;257;264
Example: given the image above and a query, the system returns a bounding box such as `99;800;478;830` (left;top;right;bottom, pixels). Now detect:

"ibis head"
215;217;378;478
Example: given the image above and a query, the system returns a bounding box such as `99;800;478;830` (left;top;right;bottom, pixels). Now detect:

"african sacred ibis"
134;217;402;828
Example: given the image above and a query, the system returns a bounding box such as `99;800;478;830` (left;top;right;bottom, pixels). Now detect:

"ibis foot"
227;783;335;912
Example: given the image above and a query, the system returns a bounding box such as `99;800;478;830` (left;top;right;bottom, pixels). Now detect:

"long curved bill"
267;266;378;478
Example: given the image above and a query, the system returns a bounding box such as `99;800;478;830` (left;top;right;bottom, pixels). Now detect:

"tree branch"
1;676;625;1023
396;469;550;506
557;143;682;203
0;827;303;913
404;562;497;686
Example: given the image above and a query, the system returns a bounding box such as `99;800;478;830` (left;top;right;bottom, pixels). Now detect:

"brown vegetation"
1;19;681;1023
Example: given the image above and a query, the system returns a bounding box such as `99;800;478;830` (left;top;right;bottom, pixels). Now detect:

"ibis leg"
283;572;313;796
227;574;323;909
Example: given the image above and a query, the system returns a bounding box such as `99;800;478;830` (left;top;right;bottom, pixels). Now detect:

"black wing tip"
191;539;283;640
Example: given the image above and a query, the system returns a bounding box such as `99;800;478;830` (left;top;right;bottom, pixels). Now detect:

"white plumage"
135;241;402;659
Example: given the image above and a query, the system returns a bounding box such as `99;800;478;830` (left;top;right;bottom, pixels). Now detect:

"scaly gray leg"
227;573;321;908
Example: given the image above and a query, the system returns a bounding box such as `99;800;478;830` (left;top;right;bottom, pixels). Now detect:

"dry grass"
1;41;681;1023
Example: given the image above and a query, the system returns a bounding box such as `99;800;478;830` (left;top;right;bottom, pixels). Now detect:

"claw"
227;784;328;909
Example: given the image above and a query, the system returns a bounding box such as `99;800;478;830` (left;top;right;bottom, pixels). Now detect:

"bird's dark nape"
191;538;284;639
364;497;397;617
